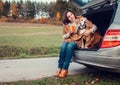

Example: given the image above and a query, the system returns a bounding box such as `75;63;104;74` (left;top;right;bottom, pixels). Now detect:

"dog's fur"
77;17;102;48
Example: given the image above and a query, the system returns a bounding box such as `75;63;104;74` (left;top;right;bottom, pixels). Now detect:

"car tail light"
101;30;120;48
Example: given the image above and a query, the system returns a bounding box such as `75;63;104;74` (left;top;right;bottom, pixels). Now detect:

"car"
70;0;120;73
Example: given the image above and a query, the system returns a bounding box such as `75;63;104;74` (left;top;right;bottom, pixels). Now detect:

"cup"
71;25;75;33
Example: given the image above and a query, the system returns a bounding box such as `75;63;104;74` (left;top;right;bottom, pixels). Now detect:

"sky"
3;0;56;3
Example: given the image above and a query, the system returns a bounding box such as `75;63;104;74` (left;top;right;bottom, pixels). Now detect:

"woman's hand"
84;29;91;36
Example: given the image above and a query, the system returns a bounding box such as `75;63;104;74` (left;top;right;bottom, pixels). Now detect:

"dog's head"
78;18;87;30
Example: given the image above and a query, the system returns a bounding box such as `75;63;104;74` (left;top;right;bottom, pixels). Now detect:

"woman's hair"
62;9;77;25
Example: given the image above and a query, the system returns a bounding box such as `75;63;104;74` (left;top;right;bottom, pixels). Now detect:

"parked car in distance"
70;0;120;73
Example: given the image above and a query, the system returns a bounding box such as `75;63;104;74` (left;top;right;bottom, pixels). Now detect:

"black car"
70;0;120;72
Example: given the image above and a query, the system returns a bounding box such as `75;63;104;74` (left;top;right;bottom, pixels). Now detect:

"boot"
55;69;62;76
58;69;68;78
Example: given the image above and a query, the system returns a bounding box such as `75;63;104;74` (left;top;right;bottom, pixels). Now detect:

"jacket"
62;16;97;48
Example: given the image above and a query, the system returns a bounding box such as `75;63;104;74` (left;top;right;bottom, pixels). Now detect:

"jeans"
58;42;77;70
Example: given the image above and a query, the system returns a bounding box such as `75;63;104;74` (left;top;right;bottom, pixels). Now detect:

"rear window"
74;0;92;6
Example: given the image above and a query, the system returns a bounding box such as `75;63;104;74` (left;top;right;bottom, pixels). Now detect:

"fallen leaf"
84;80;90;85
91;80;95;84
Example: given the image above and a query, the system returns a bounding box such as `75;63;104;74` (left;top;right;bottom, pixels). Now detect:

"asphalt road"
0;57;92;82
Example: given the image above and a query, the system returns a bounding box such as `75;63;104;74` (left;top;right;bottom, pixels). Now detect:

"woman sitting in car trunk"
55;9;99;78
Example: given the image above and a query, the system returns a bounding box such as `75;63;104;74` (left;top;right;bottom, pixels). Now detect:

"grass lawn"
1;71;120;85
0;22;62;48
0;22;62;59
0;23;120;85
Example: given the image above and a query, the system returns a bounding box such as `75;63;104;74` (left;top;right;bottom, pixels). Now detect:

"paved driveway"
0;57;91;82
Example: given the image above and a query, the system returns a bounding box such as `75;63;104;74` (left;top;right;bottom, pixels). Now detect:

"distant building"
35;11;50;20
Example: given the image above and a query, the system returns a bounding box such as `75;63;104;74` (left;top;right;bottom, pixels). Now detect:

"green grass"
1;72;120;85
0;34;61;48
0;23;62;48
0;22;62;58
0;23;120;85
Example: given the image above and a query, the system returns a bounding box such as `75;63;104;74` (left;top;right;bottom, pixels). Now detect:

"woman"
55;10;97;78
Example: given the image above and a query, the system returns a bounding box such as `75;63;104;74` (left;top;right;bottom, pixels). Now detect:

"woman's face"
67;11;75;23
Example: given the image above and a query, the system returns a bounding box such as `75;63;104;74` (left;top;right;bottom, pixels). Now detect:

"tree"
0;0;4;17
10;1;18;18
17;0;23;18
47;2;56;18
48;0;82;19
67;1;82;15
21;2;28;18
54;0;67;19
56;11;61;20
26;1;35;18
3;1;10;17
48;0;69;19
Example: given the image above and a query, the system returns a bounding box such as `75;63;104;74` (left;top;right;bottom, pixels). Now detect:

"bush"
26;18;38;23
15;18;26;23
29;47;59;55
30;19;38;23
7;17;16;22
0;16;62;25
39;17;47;24
0;45;59;59
46;17;62;26
0;45;27;58
0;16;8;22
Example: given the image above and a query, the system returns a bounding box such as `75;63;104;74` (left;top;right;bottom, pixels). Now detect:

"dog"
77;17;102;48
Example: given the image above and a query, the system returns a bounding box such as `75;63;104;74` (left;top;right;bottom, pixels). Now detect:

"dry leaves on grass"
84;77;101;85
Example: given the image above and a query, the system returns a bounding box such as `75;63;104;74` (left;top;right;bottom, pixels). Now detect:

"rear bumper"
73;47;120;72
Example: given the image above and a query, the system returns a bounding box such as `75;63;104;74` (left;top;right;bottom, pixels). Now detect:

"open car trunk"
79;4;117;50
